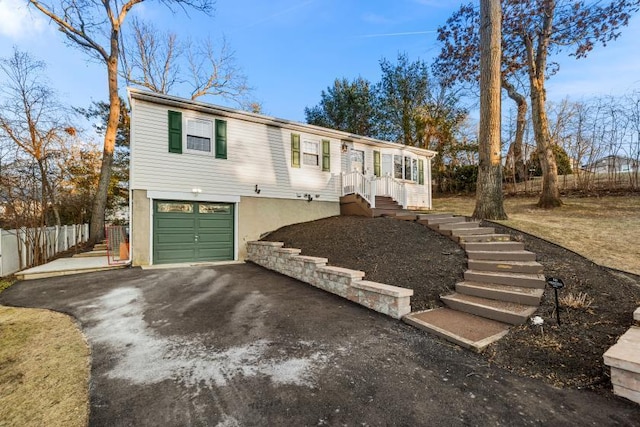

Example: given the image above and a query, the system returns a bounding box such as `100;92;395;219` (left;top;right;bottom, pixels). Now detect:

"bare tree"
473;0;507;220
121;19;251;107
0;48;74;227
120;18;182;95
28;0;213;243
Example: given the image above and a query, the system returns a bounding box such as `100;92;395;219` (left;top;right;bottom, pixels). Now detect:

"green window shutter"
322;139;331;171
291;133;300;168
373;150;381;177
168;110;182;154
418;159;425;185
215;119;227;159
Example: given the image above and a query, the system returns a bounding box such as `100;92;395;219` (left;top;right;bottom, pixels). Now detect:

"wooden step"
467;259;544;274
464;270;546;289
458;234;512;243
466;250;536;261
403;308;510;351
455;281;544;306
463;241;525;252
451;227;496;237
441;293;537;325
438;221;480;231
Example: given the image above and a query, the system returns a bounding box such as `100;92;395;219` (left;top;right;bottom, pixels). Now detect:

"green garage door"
153;200;234;264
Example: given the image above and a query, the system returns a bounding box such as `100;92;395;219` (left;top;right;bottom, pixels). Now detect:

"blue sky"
1;0;640;123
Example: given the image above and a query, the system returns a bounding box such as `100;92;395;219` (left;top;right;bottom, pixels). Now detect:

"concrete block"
611;367;640;392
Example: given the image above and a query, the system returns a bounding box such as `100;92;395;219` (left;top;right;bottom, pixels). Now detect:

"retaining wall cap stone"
352;280;414;297
291;255;329;264
275;248;302;254
316;265;365;278
247;241;284;247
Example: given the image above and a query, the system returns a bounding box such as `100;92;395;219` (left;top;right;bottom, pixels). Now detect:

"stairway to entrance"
398;212;545;351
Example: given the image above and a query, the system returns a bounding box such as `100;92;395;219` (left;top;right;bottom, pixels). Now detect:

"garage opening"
153;200;234;264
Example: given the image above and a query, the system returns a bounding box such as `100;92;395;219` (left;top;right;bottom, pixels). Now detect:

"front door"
350;149;365;174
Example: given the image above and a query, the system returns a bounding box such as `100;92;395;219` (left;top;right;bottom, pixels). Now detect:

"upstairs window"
303;141;319;167
186;118;212;154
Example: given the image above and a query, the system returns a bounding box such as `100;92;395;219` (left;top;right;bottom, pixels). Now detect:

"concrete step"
458;234;512;243
94;243;108;251
441;293;538;325
372;208;406;217
466;250;536;261
463;241;525;252
403;307;510;352
456;281;544;306
451;227;496;237
437;220;480;231
394;213;418;221
416;213;455;220
464;270;546;289
419;217;466;227
467;259;544;274
73;250;108;258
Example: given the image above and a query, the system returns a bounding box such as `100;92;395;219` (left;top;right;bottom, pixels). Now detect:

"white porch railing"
341;171;377;208
375;175;408;208
341;172;408;209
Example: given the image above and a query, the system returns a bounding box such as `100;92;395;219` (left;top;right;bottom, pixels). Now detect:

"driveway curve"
1;263;638;426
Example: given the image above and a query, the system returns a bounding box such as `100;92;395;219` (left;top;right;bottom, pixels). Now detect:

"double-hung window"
186;118;213;154
303;141;320;167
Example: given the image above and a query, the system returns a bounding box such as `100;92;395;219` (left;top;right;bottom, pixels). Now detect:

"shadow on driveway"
1;263;638;426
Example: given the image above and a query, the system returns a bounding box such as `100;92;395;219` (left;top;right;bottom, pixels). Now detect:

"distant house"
582;155;639;174
128;89;436;266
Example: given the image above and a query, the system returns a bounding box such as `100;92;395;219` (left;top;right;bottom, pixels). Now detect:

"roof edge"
127;87;437;158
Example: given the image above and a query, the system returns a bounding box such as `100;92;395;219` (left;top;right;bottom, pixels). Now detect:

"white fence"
0;224;89;277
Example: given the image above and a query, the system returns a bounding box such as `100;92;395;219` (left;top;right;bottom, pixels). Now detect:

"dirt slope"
263;215;640;391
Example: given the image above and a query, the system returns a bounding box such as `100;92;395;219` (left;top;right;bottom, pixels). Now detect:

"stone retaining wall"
603;307;640;405
247;241;413;319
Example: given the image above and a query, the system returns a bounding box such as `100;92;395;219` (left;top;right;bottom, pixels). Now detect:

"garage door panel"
196;247;234;260
197;218;232;229
155;234;195;244
153;200;234;264
156;217;196;230
154;248;197;263
197;230;233;243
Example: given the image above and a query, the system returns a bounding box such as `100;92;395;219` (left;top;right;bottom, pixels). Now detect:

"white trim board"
147;190;240;264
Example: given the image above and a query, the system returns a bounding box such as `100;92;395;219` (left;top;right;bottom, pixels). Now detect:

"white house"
128;89;436;266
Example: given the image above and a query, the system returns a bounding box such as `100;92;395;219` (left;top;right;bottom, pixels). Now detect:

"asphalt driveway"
1;263;639;426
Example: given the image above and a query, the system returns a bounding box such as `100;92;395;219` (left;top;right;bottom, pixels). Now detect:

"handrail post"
371;180;377;208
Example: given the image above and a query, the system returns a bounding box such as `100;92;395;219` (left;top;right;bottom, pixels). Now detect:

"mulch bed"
263;215;640;392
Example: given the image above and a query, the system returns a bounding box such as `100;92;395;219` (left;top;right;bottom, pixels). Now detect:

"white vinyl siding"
130;100;342;201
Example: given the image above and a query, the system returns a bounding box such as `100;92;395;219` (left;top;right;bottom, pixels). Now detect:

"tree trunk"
502;79;527;182
473;0;507;220
530;78;562;208
524;0;562;209
89;49;120;244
